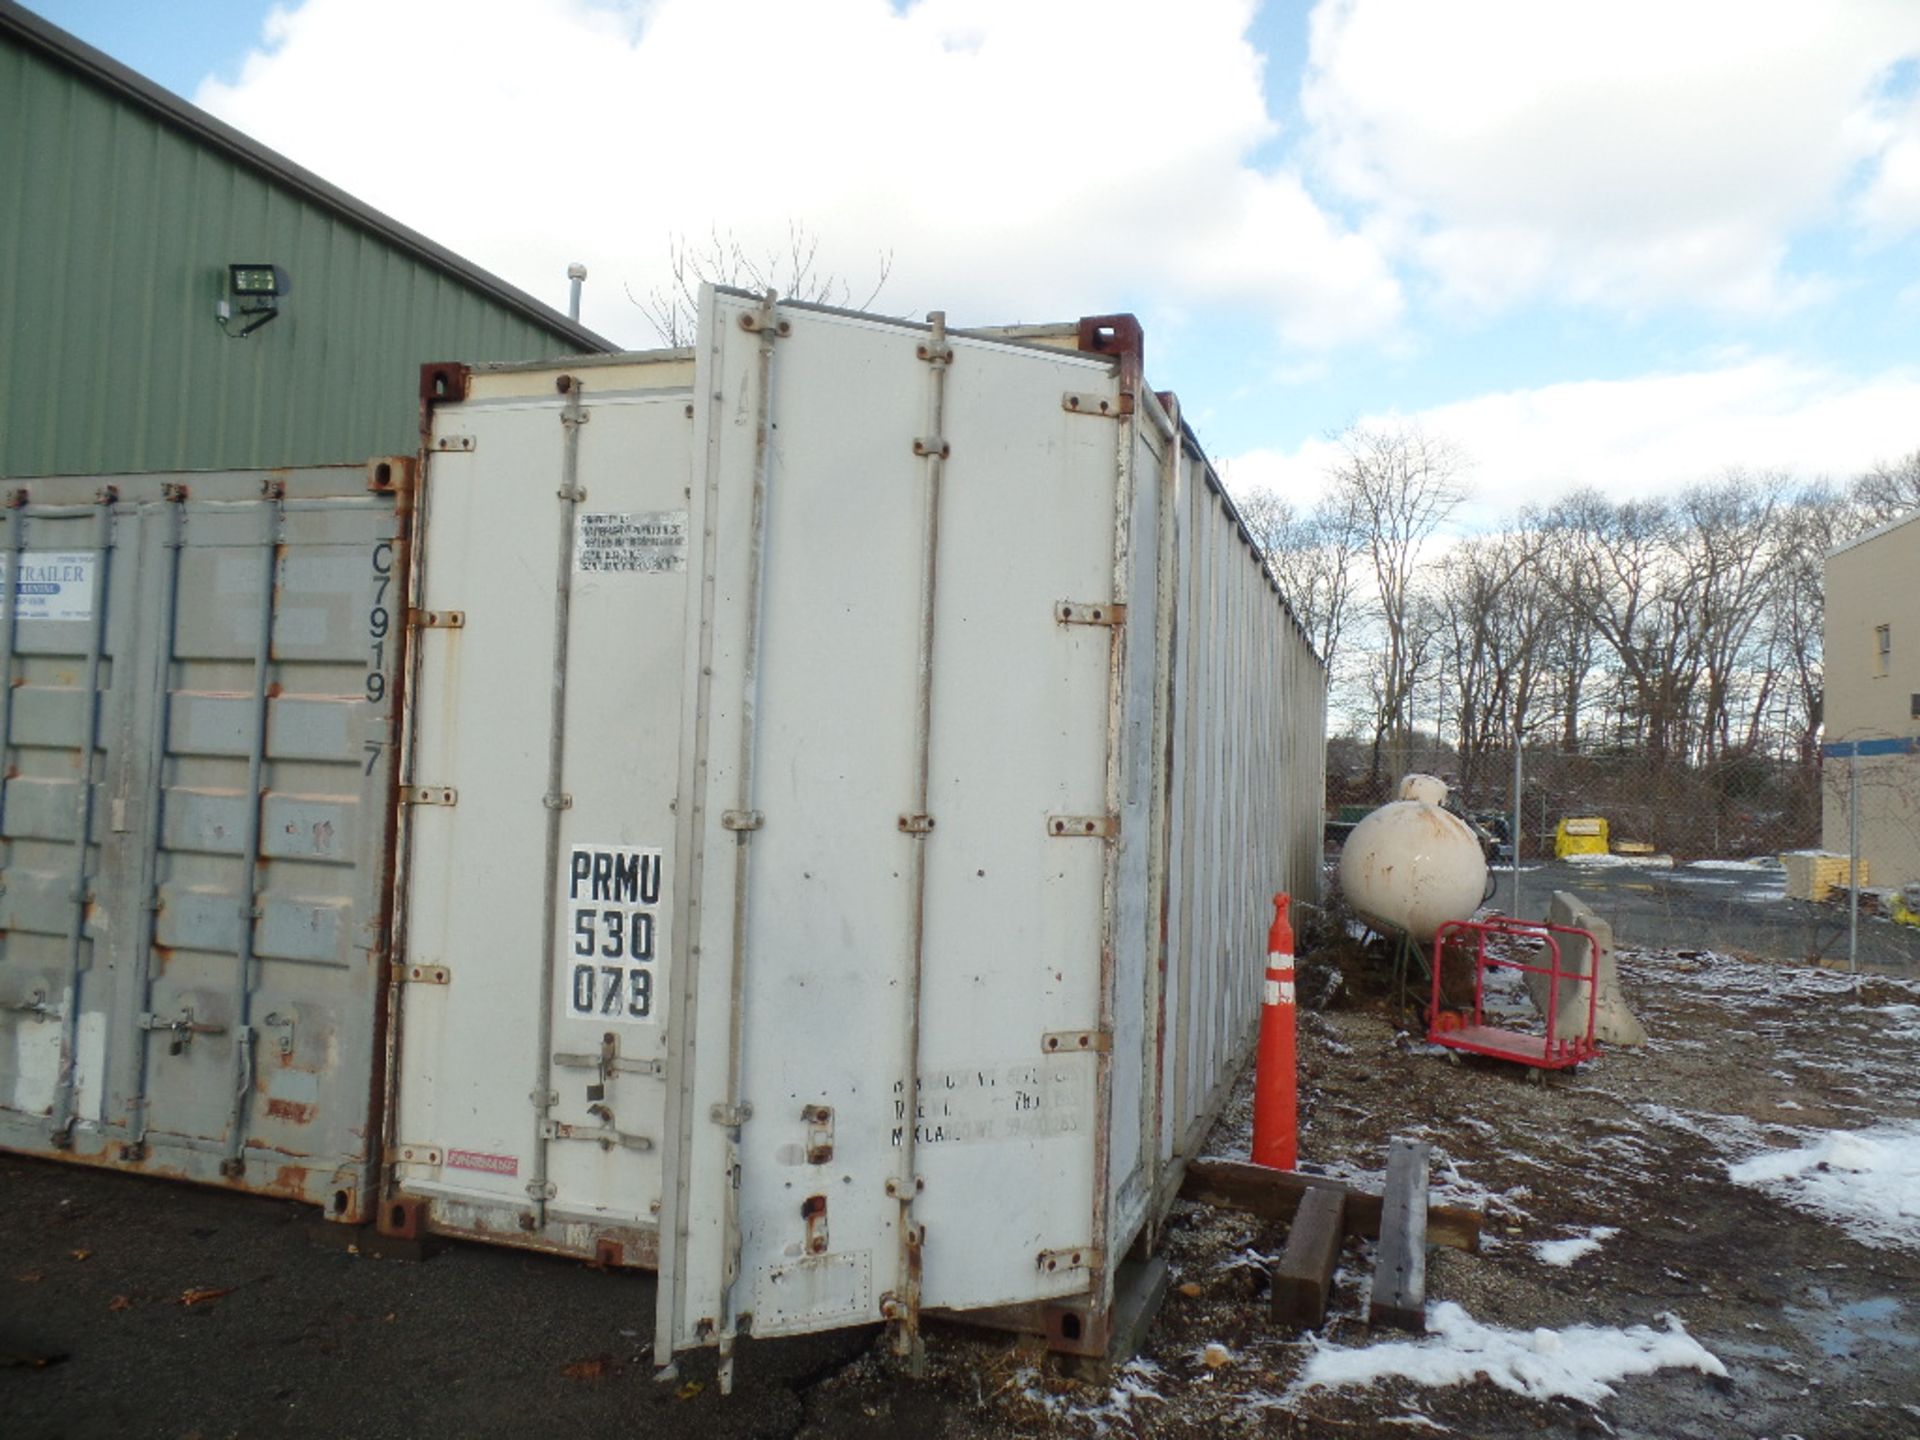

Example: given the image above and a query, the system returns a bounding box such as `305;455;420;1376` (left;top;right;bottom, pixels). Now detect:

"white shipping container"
384;289;1326;1378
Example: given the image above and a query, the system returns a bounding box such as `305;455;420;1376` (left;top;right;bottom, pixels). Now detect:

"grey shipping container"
380;289;1327;1385
0;461;411;1220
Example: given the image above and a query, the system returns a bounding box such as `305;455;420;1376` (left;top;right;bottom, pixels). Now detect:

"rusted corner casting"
1075;314;1143;416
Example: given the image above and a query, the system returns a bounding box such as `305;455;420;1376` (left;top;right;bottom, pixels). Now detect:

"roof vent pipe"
567;262;587;322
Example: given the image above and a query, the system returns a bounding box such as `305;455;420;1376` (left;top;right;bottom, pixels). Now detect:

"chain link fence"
1326;738;1920;971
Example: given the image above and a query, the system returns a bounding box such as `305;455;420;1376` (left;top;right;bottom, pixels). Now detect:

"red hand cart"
1426;916;1601;1070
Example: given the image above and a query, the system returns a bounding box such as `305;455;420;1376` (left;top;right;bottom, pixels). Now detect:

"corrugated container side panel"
0;37;586;479
1171;464;1204;1152
1103;414;1165;1252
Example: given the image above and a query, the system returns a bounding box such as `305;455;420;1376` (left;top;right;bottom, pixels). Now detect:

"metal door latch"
139;1007;226;1054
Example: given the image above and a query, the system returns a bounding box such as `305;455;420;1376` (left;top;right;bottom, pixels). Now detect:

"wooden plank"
1177;1158;1481;1253
1270;1184;1345;1328
1369;1138;1431;1332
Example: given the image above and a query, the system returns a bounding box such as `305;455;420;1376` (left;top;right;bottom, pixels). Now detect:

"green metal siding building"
0;2;613;479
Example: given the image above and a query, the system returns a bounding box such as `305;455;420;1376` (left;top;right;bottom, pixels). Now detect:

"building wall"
1822;513;1920;888
0;15;604;478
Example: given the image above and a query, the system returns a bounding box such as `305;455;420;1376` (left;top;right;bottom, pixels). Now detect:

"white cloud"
1301;0;1920;316
1224;357;1920;522
1856;89;1920;236
194;0;1401;349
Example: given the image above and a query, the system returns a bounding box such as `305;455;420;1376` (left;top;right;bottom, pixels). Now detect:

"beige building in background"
1823;511;1920;888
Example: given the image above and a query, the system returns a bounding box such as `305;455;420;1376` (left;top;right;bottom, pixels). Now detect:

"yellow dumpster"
1554;816;1610;859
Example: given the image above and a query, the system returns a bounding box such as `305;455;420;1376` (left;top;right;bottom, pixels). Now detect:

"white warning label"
574;511;688;575
0;552;97;623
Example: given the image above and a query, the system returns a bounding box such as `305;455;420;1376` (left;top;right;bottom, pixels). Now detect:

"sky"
27;0;1920;522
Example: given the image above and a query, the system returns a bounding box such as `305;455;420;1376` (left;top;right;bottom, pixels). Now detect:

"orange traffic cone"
1252;893;1297;1170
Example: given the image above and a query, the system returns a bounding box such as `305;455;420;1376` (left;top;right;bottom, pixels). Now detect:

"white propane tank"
1338;774;1489;941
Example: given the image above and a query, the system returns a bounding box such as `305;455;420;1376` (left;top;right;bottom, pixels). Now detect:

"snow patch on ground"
1533;1226;1620;1267
1689;859;1777;872
1297;1303;1727;1406
1018;1358;1167;1433
1728;1121;1920;1252
1564;852;1675;869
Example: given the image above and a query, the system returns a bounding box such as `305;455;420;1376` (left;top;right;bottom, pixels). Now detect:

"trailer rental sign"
562;844;664;1025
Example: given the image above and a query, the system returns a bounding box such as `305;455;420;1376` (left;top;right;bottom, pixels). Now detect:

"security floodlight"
218;263;291;338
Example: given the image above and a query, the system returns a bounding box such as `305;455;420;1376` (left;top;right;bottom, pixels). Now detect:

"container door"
659;292;1130;1362
0;493;134;1154
0;468;405;1219
392;379;692;1262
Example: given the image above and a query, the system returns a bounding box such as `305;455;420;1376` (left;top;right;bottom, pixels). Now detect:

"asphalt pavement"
1487;856;1920;973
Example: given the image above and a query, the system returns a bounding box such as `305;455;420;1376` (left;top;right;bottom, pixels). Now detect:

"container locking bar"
543;1118;654;1152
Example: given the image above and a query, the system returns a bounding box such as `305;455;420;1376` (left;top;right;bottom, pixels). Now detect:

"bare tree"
1851;449;1920;527
1431;531;1565;803
1326;422;1468;785
1234;485;1366;682
1682;471;1793;768
632;222;893;346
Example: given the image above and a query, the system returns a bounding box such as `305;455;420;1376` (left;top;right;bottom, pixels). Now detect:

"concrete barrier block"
1525;892;1647;1046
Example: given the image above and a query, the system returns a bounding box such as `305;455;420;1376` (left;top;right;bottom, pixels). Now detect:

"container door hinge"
389;1143;443;1167
1055;601;1126;627
1042;1030;1111;1055
1038;1245;1103;1275
1047;814;1118;839
404;786;457;807
410;608;465;629
721;809;763;832
912;436;949;458
710;1102;753;1127
897;813;935;835
738;305;791;337
1061;392;1120;418
432;434;476;453
394;963;451;985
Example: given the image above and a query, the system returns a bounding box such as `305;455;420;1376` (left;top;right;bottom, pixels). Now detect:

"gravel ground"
6;928;1919;1438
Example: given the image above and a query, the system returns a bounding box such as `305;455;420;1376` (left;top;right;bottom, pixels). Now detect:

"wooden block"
1176;1158;1481;1253
1369;1138;1430;1332
1271;1183;1345;1328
